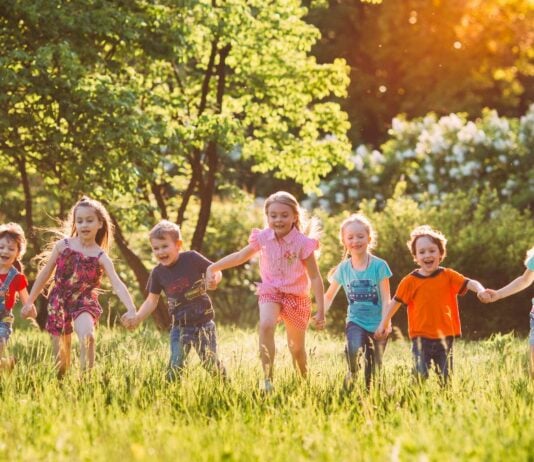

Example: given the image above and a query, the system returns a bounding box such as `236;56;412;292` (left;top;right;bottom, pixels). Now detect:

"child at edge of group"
375;225;485;383
121;220;227;382
0;223;37;370
22;197;137;377
478;246;534;377
324;213;392;389
205;191;325;393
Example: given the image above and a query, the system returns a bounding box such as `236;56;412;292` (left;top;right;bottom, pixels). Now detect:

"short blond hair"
149;220;182;242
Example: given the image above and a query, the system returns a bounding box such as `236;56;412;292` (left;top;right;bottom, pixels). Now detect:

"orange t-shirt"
393;268;469;339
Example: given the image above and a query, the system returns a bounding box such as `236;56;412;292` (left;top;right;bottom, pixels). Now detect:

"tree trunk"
191;44;231;250
15;155;39;251
109;212;171;329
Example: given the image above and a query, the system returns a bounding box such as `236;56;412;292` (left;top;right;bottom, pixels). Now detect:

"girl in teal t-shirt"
324;214;392;389
479;247;534;376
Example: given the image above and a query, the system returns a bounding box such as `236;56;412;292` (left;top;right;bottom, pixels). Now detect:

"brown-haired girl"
22;197;136;376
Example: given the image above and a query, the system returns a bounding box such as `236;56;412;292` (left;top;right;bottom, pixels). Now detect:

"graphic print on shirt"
346;278;379;305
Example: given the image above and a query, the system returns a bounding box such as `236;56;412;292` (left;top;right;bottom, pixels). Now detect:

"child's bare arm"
100;254;137;316
467;279;485;296
22;241;62;310
207;245;257;274
324;280;341;315
305;253;325;329
379;277;392;333
19;288;37;319
492;269;534;301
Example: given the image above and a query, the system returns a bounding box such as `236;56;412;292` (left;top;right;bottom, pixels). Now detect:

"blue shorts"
529;312;534;347
0;314;14;342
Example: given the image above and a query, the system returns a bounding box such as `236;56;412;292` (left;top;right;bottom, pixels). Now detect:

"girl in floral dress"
23;197;136;376
206;191;325;392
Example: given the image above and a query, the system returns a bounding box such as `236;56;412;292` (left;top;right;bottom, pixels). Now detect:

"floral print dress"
46;239;104;336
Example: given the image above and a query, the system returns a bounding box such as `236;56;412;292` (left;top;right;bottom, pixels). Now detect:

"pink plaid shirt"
248;227;319;297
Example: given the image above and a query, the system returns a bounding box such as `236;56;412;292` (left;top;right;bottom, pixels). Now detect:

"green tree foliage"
308;0;533;145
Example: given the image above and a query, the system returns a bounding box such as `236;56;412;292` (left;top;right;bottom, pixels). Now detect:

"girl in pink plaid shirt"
207;191;325;392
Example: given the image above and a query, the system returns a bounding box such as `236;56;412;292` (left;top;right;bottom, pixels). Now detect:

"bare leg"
74;312;96;371
258;302;281;380
285;322;307;377
51;334;71;377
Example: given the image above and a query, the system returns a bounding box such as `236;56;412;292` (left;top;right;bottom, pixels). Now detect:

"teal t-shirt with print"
333;255;392;332
527;254;534;271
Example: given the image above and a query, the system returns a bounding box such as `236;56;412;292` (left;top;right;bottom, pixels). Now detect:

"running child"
206;191;325;392
121;220;226;381
375;225;485;382
324;214;392;389
0;223;37;369
22;197;137;376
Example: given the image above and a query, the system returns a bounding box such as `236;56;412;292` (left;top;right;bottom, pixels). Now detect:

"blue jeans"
0;310;14;342
168;320;226;381
412;336;454;382
345;321;387;388
529;312;534;346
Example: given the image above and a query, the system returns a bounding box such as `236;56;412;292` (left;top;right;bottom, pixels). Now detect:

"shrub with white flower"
312;104;533;211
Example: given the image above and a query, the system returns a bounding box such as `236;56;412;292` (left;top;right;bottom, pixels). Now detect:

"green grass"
1;326;533;461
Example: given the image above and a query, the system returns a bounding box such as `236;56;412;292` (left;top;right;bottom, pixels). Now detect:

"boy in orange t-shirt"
375;225;485;381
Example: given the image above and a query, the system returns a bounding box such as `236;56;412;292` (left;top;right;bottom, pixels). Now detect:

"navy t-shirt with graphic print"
147;251;214;326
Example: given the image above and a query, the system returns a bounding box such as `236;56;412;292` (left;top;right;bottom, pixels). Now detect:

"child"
22;197;137;376
121;220;226;381
206;191;325;392
0;223;37;369
478;247;534;376
324;214;392;389
375;225;485;382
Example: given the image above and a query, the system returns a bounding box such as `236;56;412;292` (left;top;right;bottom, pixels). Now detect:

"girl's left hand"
21;304;37;319
312;313;325;330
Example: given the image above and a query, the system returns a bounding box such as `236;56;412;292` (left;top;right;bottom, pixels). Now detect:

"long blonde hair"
264;191;321;240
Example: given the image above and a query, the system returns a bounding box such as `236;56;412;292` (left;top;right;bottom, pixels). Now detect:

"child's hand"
205;269;221;290
121;312;138;330
374;323;387;340
312;312;325;330
478;289;497;303
21;304;37;319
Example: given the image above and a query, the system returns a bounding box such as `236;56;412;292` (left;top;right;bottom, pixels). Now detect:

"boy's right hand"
478;289;497;303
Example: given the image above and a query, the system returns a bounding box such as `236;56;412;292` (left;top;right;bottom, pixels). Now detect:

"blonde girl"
22;197;136;376
206;191;325;392
479;247;534;376
0;223;36;369
324;214;392;389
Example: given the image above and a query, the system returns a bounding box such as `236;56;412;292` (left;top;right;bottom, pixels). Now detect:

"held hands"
477;289;498;303
21;303;37;319
311;311;326;330
205;267;221;290
121;311;139;330
374;321;389;340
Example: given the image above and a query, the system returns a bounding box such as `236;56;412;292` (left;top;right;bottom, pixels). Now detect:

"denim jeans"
345;321;387;388
411;336;454;382
0;310;14;342
167;320;226;381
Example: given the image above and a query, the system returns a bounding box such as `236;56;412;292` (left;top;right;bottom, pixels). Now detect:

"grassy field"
1;325;533;462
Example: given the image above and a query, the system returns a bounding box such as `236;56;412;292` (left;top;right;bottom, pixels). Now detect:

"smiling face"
414;235;443;275
0;236;19;272
74;205;103;242
266;201;297;238
342;221;371;257
150;234;182;266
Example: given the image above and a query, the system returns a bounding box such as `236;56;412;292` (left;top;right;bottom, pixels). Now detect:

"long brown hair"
0;222;27;272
